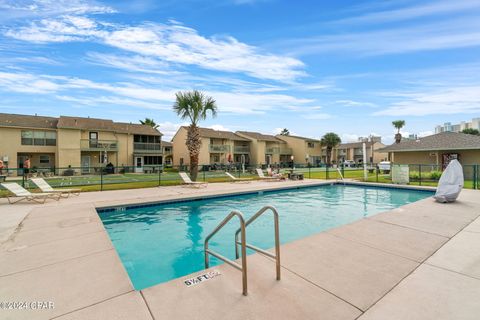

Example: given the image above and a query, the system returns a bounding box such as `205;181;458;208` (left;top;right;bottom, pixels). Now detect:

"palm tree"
173;90;217;181
320;132;341;166
279;128;290;136
392;120;405;143
140;118;159;129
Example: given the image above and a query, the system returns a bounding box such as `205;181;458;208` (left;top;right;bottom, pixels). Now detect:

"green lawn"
0;168;477;198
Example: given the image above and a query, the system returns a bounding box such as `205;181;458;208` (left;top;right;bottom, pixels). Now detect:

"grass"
0;168;478;198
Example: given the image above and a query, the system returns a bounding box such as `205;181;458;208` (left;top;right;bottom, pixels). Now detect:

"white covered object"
434;159;463;203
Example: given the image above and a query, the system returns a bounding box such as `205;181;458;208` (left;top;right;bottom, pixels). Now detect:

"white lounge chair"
256;168;282;181
179;172;208;188
30;178;81;198
1;182;61;204
225;172;252;183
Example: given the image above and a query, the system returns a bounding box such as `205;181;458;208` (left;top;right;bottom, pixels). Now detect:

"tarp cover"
434;159;464;203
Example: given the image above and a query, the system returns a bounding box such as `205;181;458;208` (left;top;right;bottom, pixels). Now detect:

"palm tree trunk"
186;124;201;181
327;147;332;166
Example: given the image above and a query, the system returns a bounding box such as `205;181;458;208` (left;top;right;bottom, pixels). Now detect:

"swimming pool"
98;184;433;290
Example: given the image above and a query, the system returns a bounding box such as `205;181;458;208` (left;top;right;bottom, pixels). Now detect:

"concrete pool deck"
0;180;479;319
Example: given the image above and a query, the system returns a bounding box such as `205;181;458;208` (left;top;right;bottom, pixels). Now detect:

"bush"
429;171;442;180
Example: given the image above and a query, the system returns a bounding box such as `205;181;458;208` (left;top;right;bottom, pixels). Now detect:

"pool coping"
95;180;437;212
1;180;478;320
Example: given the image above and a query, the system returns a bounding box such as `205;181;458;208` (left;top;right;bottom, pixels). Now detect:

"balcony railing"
266;147;293;154
234;146;250;153
209;144;231;153
80;139;118;151
133;142;162;153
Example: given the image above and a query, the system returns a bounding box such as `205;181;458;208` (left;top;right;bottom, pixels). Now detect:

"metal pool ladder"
204;205;281;296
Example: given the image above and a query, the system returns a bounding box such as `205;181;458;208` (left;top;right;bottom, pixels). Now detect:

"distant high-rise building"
435;118;480;133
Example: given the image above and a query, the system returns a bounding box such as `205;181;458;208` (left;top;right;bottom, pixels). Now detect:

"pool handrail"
204;210;248;295
234;205;281;281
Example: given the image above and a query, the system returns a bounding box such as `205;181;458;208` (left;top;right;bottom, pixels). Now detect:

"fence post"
100;167;103;191
158;166;162;186
326;165;329;180
419;164;422;186
341;163;345;179
22;170;25;188
474;165;478;190
376;165;379;183
309;164;311;179
203;167;206;182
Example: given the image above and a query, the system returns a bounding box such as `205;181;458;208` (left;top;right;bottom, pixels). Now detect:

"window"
39;155;50;164
21;130;56;146
144;156;162;165
307;142;315;148
21;131;33;145
213;155;220;162
134;135;160;143
45;131;56;146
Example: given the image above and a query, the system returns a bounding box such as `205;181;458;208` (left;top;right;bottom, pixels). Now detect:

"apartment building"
332;139;387;165
435;118;480;134
380;132;480;169
162;141;173;166
0;113;163;175
236;131;292;165
171;127;251;166
275;135;322;165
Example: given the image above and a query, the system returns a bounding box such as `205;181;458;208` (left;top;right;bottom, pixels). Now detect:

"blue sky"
1;0;480;142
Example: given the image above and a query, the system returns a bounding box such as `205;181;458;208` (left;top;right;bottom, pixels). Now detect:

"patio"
0;180;479;319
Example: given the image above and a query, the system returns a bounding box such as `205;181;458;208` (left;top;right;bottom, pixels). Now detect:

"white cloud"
0;0;115;17
5;16;306;81
336;99;377;108
341;133;359;142
0;71;316;116
283;16;480;56
374;85;480;116
208;124;230;131
333;0;480;25
158;122;184;141
103;23;305;81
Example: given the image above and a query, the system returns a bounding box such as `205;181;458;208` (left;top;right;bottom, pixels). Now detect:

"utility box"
392;164;409;184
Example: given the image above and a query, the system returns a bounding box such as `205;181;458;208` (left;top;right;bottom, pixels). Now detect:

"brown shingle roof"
162;141;173;147
112;122;162;136
337;141;375;149
186;127;249;141
236;131;284;142
57;116;161;135
0;113;58;129
277;134;320;142
379;132;480;152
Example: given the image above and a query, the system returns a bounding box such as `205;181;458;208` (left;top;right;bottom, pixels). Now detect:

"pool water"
98;184;432;290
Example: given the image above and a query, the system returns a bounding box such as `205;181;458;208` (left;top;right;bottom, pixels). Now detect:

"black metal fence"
0;163;479;196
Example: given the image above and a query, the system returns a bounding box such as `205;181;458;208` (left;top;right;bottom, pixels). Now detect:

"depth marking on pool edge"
184;270;221;287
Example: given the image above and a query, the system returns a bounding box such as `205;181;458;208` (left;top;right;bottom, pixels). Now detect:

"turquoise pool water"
98;184;432;290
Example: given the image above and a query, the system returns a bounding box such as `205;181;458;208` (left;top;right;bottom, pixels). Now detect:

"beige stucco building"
235;131;293;165
171;127;251;166
276;135;322;165
0;113;163;175
331;140;388;165
380;132;480;169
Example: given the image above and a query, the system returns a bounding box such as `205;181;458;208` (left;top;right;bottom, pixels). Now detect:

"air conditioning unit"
429;152;436;157
2;156;8;162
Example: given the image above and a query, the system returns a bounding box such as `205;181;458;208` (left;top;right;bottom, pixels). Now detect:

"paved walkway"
0;180;479;319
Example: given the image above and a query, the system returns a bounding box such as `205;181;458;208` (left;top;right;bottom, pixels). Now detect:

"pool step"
204;205;281;296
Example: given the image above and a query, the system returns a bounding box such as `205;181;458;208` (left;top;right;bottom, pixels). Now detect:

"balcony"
266;147;293;154
234;146;250;153
209;144;231;153
80;139;118;151
134;142;162;153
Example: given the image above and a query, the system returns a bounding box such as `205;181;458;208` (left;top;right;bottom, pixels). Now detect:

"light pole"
291;155;295;169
